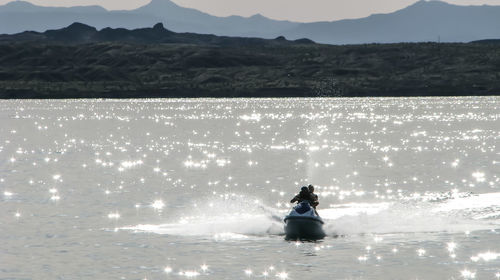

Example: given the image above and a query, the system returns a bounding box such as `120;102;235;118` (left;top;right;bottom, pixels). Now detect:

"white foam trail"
122;195;285;239
121;193;500;238
324;207;488;235
432;192;500;215
320;202;390;220
323;193;500;235
122;213;282;238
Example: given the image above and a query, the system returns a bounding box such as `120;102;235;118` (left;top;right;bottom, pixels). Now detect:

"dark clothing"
290;187;320;215
310;193;319;209
290;189;314;204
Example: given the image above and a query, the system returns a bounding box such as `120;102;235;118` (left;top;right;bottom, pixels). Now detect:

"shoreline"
1;92;499;99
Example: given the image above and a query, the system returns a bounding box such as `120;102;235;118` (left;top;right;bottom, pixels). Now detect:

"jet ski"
284;201;325;240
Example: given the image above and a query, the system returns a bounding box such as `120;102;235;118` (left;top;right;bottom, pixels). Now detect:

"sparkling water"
1;97;499;279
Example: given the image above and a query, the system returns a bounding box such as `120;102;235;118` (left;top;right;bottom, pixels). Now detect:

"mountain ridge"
1;0;108;12
0;0;499;43
282;0;500;43
0;22;315;46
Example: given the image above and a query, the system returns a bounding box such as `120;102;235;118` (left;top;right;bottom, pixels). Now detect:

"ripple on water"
0;97;499;279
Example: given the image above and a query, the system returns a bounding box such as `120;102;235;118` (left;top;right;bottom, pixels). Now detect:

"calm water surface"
1;97;499;280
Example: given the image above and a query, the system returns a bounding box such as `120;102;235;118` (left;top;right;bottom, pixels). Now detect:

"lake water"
1;97;499;280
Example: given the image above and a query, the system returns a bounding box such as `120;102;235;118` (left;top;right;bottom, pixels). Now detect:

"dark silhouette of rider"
290;186;312;203
290;185;320;216
308;185;319;209
290;186;314;204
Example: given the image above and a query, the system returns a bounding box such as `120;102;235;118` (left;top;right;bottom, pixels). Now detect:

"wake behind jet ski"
284;186;325;240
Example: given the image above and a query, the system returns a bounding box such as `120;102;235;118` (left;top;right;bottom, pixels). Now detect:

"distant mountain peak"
63;22;97;32
250;13;266;19
408;0;451;8
143;0;179;8
2;0;39;11
4;0;35;7
153;22;165;30
1;1;107;13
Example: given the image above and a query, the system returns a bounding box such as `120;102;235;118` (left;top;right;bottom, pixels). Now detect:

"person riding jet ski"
290;186;319;215
285;186;324;239
308;184;319;210
290;186;314;204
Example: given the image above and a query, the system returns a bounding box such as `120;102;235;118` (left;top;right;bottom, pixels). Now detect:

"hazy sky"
1;0;500;21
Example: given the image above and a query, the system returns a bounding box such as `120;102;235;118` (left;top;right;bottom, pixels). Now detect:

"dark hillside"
0;24;499;98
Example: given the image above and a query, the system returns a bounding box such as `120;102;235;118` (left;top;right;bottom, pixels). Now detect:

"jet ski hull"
284;216;325;240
